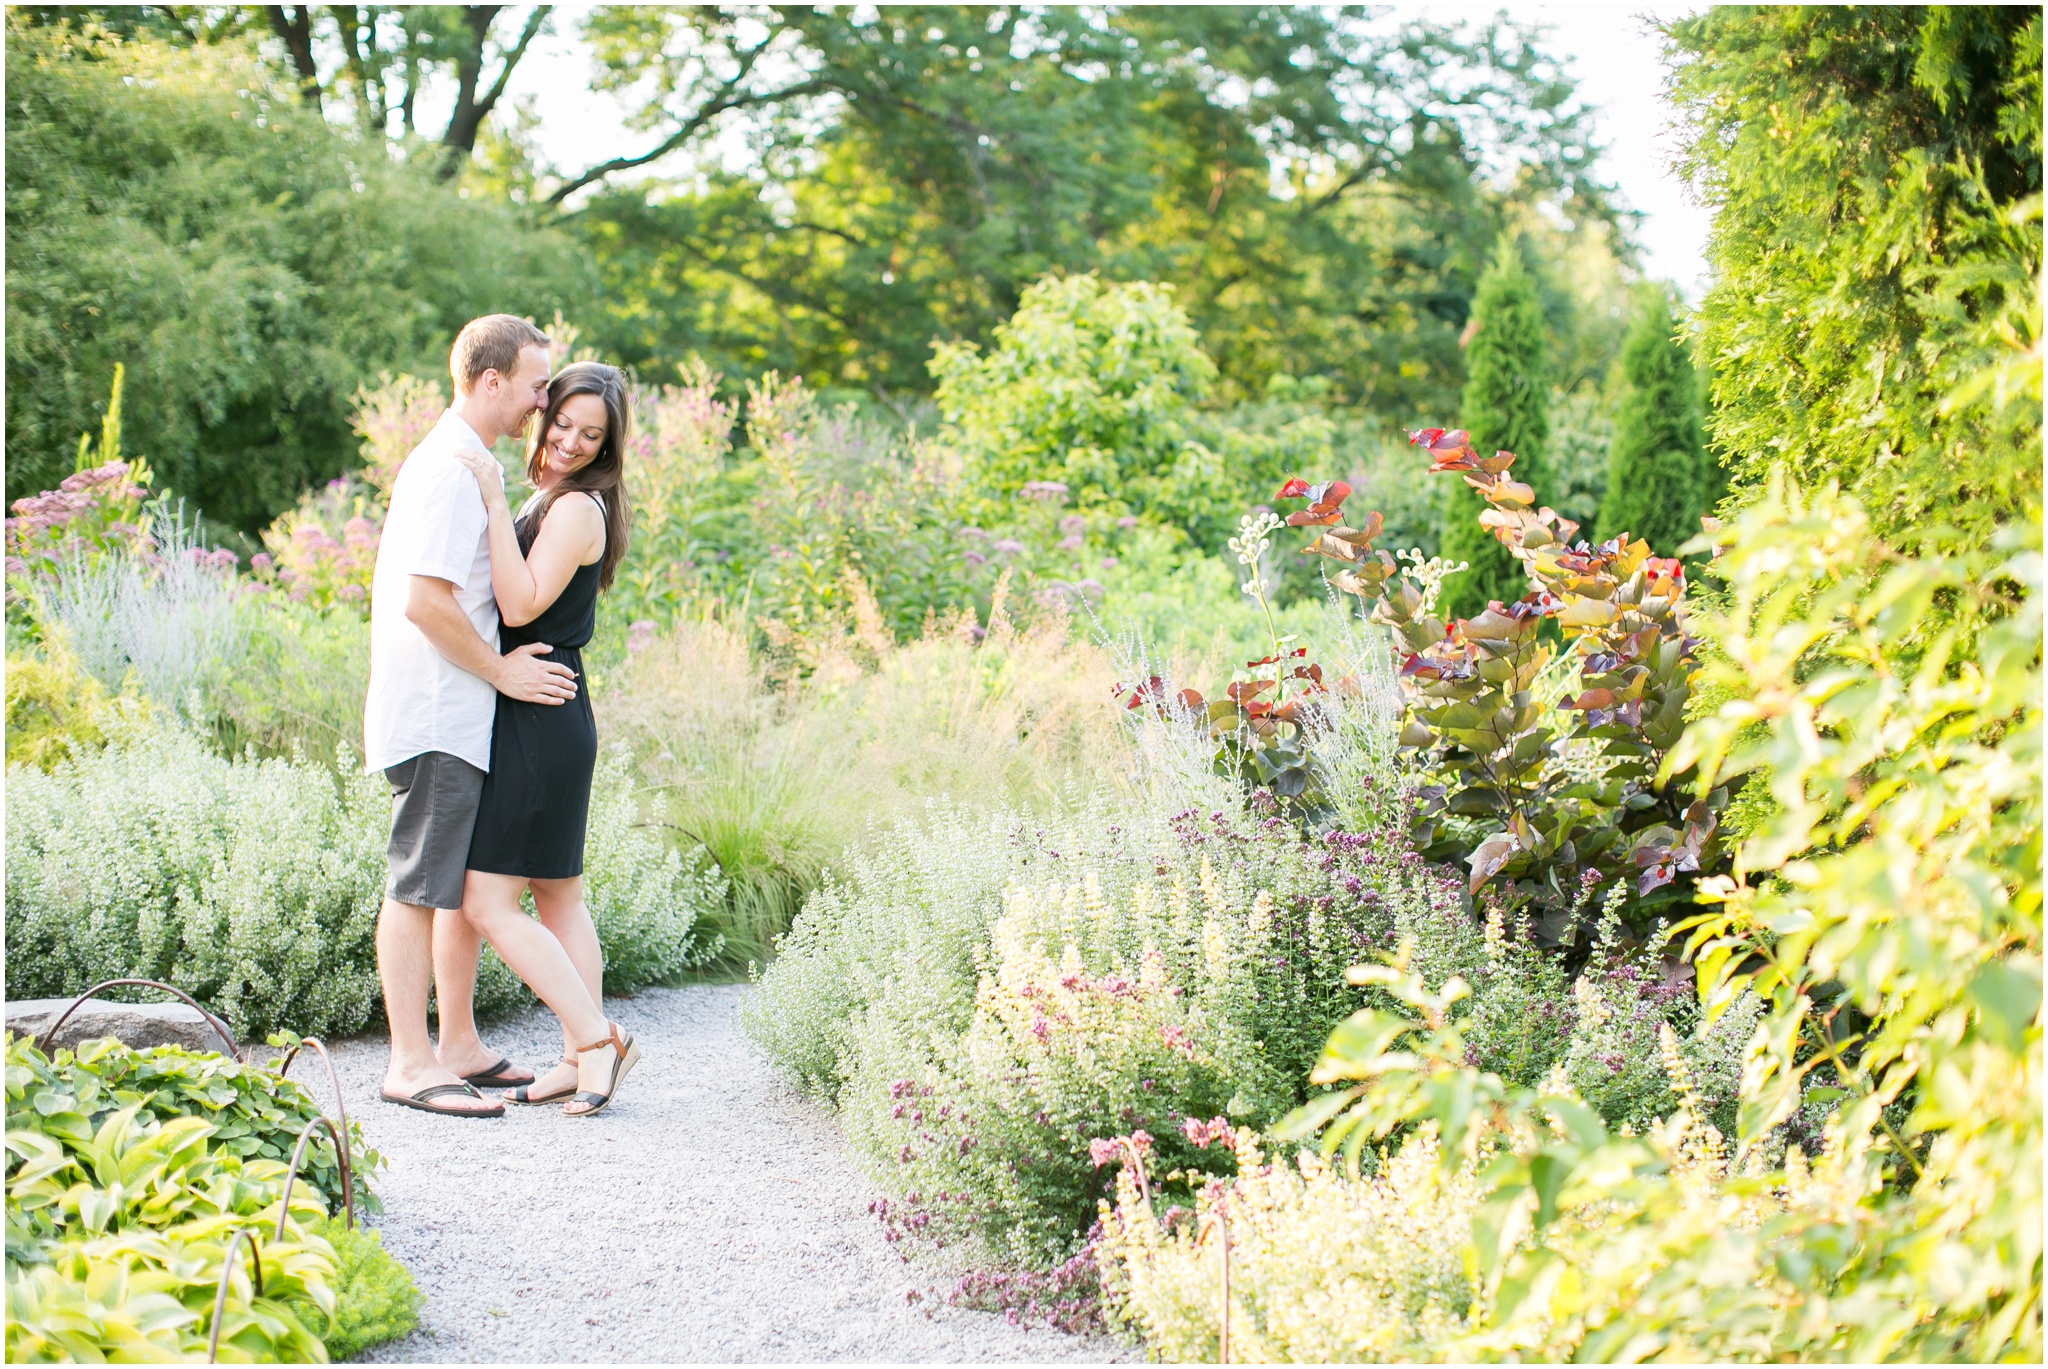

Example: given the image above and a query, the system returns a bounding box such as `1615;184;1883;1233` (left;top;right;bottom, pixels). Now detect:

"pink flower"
250;553;274;573
1182;1116;1231;1148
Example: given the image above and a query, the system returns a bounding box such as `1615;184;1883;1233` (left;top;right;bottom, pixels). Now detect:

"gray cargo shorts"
384;751;487;911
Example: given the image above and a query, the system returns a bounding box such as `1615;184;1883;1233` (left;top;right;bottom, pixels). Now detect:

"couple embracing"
365;314;638;1120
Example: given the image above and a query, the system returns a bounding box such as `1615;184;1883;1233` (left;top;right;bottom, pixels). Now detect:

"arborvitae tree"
1595;287;1708;553
1440;235;1550;620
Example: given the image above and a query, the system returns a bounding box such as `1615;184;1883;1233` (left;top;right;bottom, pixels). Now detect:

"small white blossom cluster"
1227;509;1283;598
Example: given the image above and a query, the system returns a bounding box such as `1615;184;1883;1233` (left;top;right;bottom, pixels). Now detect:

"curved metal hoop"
272;1035;351;1211
31;978;241;1062
205;1227;265;1363
274;1114;354;1238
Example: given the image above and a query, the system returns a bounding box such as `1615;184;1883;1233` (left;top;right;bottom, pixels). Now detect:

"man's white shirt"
363;410;499;774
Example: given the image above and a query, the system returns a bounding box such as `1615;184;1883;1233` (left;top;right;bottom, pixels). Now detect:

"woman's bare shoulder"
543;489;605;526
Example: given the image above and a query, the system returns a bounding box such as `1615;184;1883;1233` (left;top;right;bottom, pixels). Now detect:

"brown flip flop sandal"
461;1057;536;1089
380;1082;505;1117
505;1056;579;1105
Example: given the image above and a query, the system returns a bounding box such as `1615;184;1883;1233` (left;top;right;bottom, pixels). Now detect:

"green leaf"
1966;957;2042;1053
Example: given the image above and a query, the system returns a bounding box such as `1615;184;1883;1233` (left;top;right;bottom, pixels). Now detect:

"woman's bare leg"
460;871;608;1062
524;875;604;1099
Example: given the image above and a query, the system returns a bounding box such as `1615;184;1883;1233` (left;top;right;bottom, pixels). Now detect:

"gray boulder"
5;996;237;1056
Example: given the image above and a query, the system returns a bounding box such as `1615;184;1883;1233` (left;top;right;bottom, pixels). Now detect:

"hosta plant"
4;1033;379;1235
1278;434;1722;933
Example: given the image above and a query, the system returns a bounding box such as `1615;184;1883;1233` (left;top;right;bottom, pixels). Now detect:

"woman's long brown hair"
525;361;632;590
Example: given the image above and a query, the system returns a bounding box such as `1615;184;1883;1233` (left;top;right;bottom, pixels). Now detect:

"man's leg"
378;895;495;1111
379;753;498;1112
428;905;535;1082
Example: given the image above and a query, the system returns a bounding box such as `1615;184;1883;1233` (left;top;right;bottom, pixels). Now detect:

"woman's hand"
453;446;509;509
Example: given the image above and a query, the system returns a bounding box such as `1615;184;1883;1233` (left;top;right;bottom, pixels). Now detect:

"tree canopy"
567;5;1630;415
4;17;591;532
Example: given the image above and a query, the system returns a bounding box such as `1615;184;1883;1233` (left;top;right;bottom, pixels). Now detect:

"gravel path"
324;985;1118;1363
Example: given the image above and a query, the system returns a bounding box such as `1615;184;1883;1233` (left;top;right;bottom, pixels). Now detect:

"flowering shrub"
4;720;725;1039
1097;1018;1766;1363
251;478;383;612
608;359;736;626
3;367;154;582
1176;478;2043;1363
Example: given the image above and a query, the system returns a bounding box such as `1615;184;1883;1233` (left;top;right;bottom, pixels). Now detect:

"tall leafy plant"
1281;426;1719;931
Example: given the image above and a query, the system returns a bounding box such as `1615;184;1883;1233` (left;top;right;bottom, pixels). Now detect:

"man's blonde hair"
449;315;551;395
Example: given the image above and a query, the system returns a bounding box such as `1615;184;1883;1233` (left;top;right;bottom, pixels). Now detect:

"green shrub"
4;723;387;1040
294;1217;421;1362
4;721;725;1038
1668;6;2041;556
4;18;592;534
1594;285;1709;554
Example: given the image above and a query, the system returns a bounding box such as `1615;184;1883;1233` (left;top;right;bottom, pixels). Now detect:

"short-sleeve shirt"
363;410;500;774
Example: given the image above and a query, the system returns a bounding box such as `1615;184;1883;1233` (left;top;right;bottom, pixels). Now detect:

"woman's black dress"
466;506;601;879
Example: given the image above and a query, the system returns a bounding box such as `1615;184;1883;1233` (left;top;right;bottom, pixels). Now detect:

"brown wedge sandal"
504;1056;578;1105
565;1023;640;1118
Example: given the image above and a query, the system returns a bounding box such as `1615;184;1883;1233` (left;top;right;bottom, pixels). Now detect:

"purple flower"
250;553;274;573
1100;556;1118;570
1018;480;1070;503
1058;514;1086;535
1057;534;1084;551
1076;578;1105;599
992;538;1025;555
1116;515;1139;530
963;550;987;567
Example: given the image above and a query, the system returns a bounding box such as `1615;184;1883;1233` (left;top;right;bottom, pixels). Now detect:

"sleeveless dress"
466;500;602;879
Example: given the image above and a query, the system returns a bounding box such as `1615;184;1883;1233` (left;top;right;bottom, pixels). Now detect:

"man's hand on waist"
493;642;577;705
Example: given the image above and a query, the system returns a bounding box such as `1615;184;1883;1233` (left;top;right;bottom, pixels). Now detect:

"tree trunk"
264;6;321;112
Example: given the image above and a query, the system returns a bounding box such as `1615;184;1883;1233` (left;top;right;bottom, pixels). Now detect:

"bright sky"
503;3;1712;295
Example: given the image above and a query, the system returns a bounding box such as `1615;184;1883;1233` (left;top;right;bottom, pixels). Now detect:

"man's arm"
404;575;576;704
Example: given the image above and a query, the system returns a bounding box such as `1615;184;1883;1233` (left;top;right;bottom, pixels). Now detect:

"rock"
5;996;236;1056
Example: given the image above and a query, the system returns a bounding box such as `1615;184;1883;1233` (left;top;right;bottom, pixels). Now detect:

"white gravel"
324;985;1122;1363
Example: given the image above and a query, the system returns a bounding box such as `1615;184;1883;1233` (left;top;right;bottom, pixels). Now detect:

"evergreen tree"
1440;235;1550;620
1595;287;1707;553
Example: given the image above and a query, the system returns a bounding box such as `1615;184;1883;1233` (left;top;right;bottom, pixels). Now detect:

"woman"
448;361;639;1117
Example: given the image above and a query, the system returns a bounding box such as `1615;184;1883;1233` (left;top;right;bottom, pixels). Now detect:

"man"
366;314;573;1117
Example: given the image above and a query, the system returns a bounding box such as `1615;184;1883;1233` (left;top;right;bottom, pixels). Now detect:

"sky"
502;3;1713;295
